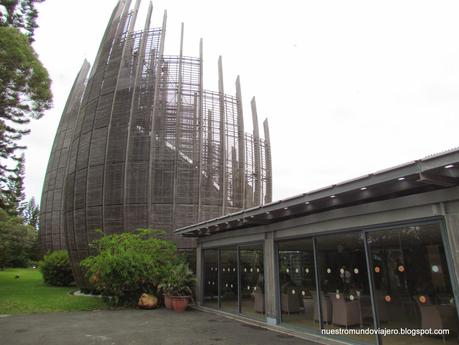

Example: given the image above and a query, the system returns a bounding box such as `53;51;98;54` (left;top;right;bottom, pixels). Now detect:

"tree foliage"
81;229;181;306
3;153;26;215
0;27;52;185
0;208;37;268
0;0;45;42
23;196;39;229
40;250;74;286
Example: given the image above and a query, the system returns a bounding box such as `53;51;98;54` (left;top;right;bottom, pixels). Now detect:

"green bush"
159;262;195;297
40;250;74;286
81;229;181;306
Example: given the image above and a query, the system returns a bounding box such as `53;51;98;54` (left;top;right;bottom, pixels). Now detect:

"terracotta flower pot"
171;296;190;312
164;294;173;309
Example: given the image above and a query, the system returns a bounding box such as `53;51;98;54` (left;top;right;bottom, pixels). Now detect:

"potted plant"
160;263;195;312
158;278;173;309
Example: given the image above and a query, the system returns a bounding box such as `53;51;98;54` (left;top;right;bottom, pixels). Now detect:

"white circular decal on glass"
233;268;236;272
223;268;226;272
340;268;345;274
432;265;439;273
230;284;233;288
349;295;355;301
305;268;309;274
257;268;260;272
247;286;250;290
225;283;228;287
244;268;247;272
326;268;331;274
354;268;359;274
295;268;299;273
336;294;340;299
286;268;289;273
292;289;296;294
254;287;257;291
250;268;253;272
302;291;306;296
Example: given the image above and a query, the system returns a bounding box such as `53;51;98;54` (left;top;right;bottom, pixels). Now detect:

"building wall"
39;0;272;288
196;186;459;341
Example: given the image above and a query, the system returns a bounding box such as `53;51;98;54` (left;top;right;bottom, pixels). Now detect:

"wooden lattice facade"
39;0;272;287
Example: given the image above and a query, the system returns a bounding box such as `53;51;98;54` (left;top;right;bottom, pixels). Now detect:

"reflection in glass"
278;238;319;331
368;223;459;344
220;248;238;313
240;245;264;320
316;232;377;344
203;249;218;308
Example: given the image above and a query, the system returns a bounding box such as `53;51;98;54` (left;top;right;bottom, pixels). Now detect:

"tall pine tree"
0;1;52;203
5;154;26;216
23;196;39;229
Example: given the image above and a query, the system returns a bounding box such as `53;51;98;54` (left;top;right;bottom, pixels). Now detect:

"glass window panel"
220;247;238;313
368;223;459;345
203;249;218;308
278;238;319;331
317;232;377;344
240;244;264;320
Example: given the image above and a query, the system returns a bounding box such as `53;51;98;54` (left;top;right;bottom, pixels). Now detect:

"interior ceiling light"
330;195;336;198
360;187;367;191
398;177;405;181
445;164;454;169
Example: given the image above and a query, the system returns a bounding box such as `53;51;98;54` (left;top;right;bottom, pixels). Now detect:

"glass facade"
367;223;458;345
202;244;265;319
203;249;218;308
276;221;459;344
202;220;459;344
240;245;264;320
278;238;319;330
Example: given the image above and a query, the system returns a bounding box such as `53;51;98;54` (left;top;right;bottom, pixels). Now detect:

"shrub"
159;262;195;297
40;250;74;286
81;229;181;306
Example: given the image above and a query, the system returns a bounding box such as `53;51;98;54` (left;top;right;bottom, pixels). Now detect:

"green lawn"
0;268;107;315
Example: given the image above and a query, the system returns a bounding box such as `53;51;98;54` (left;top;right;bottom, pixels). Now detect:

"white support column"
264;231;280;324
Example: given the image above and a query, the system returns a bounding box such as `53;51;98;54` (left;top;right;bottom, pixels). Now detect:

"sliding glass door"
276;221;458;345
202;244;265;320
367;223;459;344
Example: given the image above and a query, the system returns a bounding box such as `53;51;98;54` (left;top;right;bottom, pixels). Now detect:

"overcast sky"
24;0;459;204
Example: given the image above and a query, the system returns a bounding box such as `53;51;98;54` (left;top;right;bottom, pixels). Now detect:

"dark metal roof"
175;147;459;238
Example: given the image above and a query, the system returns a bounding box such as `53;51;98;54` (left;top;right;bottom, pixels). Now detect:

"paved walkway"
0;309;317;345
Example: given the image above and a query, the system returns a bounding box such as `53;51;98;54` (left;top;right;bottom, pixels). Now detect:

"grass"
0;268;107;315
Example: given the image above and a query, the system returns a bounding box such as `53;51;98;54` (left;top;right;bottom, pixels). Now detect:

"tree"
23;196;39;229
0;208;37;268
0;0;45;42
0;27;52;190
4;153;26;216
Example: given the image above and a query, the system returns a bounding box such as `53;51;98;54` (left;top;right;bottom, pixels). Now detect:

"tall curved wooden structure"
39;0;272;287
